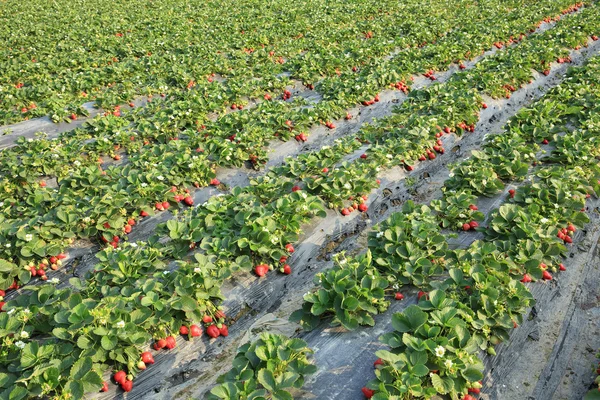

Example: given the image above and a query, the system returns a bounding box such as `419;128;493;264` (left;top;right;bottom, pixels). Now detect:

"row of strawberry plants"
0;0;584;290
0;0;578;125
0;9;597;399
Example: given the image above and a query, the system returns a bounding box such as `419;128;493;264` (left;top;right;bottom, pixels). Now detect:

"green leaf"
392;305;428;332
257;369;277;391
70;357;92;380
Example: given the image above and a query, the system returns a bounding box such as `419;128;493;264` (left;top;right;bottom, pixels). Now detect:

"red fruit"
283;264;292;275
183;196;194;206
291;185;301;192
542;139;549;145
190;324;202;337
285;243;295;253
141;352;154;364
124;224;132;234
482;103;488;109
162;201;170;209
469;221;479;228
210;178;220;186
459;63;466;70
165;336;176;349
254;264;269;277
567;224;576;232
376;179;381;185
361;387;374;398
264;93;271;100
156;339;167;349
202;315;213;323
101;382;109;392
206;325;220;338
462;395;475;400
468;388;481;394
358;203;368;212
280;256;288;264
521;274;532;283
469;204;478;211
341;208;350;216
49;256;58;264
345;113;352;120
219;325;229;336
513;321;518;328
395;292;404;300
322;167;329;173
360;154;367;159
559;263;566;271
419;155;427;161
428;152;436;160
114;371;127;385
405;164;414;171
417;291;427;300
140;210;149;217
70;113;77;120
121;380;133;392
0;302;4;312
374;358;384;367
564;236;573;244
462;223;471;231
508;189;516;198
179;325;189;335
443;127;451;134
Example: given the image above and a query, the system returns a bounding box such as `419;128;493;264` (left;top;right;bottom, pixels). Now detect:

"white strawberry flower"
15;341;26;349
24;234;33;242
344;183;351;189
157;176;164;181
301;192;307;199
141;183;148;187
194;267;201;273
74;160;81;167
225;156;231;161
188;163;194;169
0;202;3;207
444;359;453;369
23;308;30;315
435;346;446;357
115;320;125;329
540;218;549;224
7;308;15;315
20;331;29;339
386;154;393;159
449;172;454;177
27;138;33;143
376;232;383;238
4;243;10;248
130;243;138;248
50;278;60;284
271;236;279;244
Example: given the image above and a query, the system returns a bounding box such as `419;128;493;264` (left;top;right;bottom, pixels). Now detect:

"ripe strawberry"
121;380;133;392
428;152;436;160
183;196;194;206
114;371;127;385
395;292;404;300
219;325;229;336
567;224;576;232
141;352;154;364
361;387;374;398
341;208;350;216
282;264;292;275
0;302;4;311
469;221;479;228
190;324;202;337
70;113;77;120
462;395;475;400
137;361;146;370
542;270;552;281
322;167;329;173
358;203;368;212
405;165;414;171
254;264;269;277
417;291;427;300
443;127;451;134
179;325;189;335
419;154;427;161
345;113;352;120
280;256;288;263
165;336;176;349
559;263;566;271
508;189;516;198
542;139;549;145
462;223;471;231
374;358;384;367
459;63;466;70
291;185;301;192
124;224;132;234
140;210;149;217
101;382;109;392
469;204;478;211
206;325;220;338
360;154;367;159
521;274;532;283
156;338;167;349
202;315;213;323
374;94;380;102
564;236;573;244
162;201;170;210
210;178;220;186
482;103;488;109
285;243;295;253
468;388;481;394
264;93;271;100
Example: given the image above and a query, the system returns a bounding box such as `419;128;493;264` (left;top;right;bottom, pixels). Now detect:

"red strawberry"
469;204;478;210
206;325;220;338
124;224;132;234
361;387;374;398
114;371;127;385
462;223;471;231
165;336;176;349
358;203;368;212
482;103;488;109
322;167;329;173
428;152;436;160
360;154;367;159
141;352;154;364
285;243;295;253
57;253;67;260
183;196;194;206
468;388;481;394
417;291;427;300
459;63;466;70
121;380;133;392
345;113;352;120
49;256;58;264
219;325;229;336
508;189;516;198
292;185;301;192
179;325;189;335
190;324;202;337
264;93;271;100
542;270;552;281
443;127;451;134
202;315;213;323
283;264;292;275
542;139;549;145
567;224;576;232
462;395;475;400
469;221;479;228
559;263;566;271
254;264;269;277
419;155;427;161
521;274;532;283
210;178;220;186
564;236;573;244
162;201;170;210
101;382;109;392
405;165;414;171
341;208;350;216
140;210;149;217
70;113;77;120
280;256;288;263
0;302;4;311
156;338;167;349
395;292;404;300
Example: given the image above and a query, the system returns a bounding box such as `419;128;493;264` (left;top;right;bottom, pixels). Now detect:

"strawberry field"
1;0;600;399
